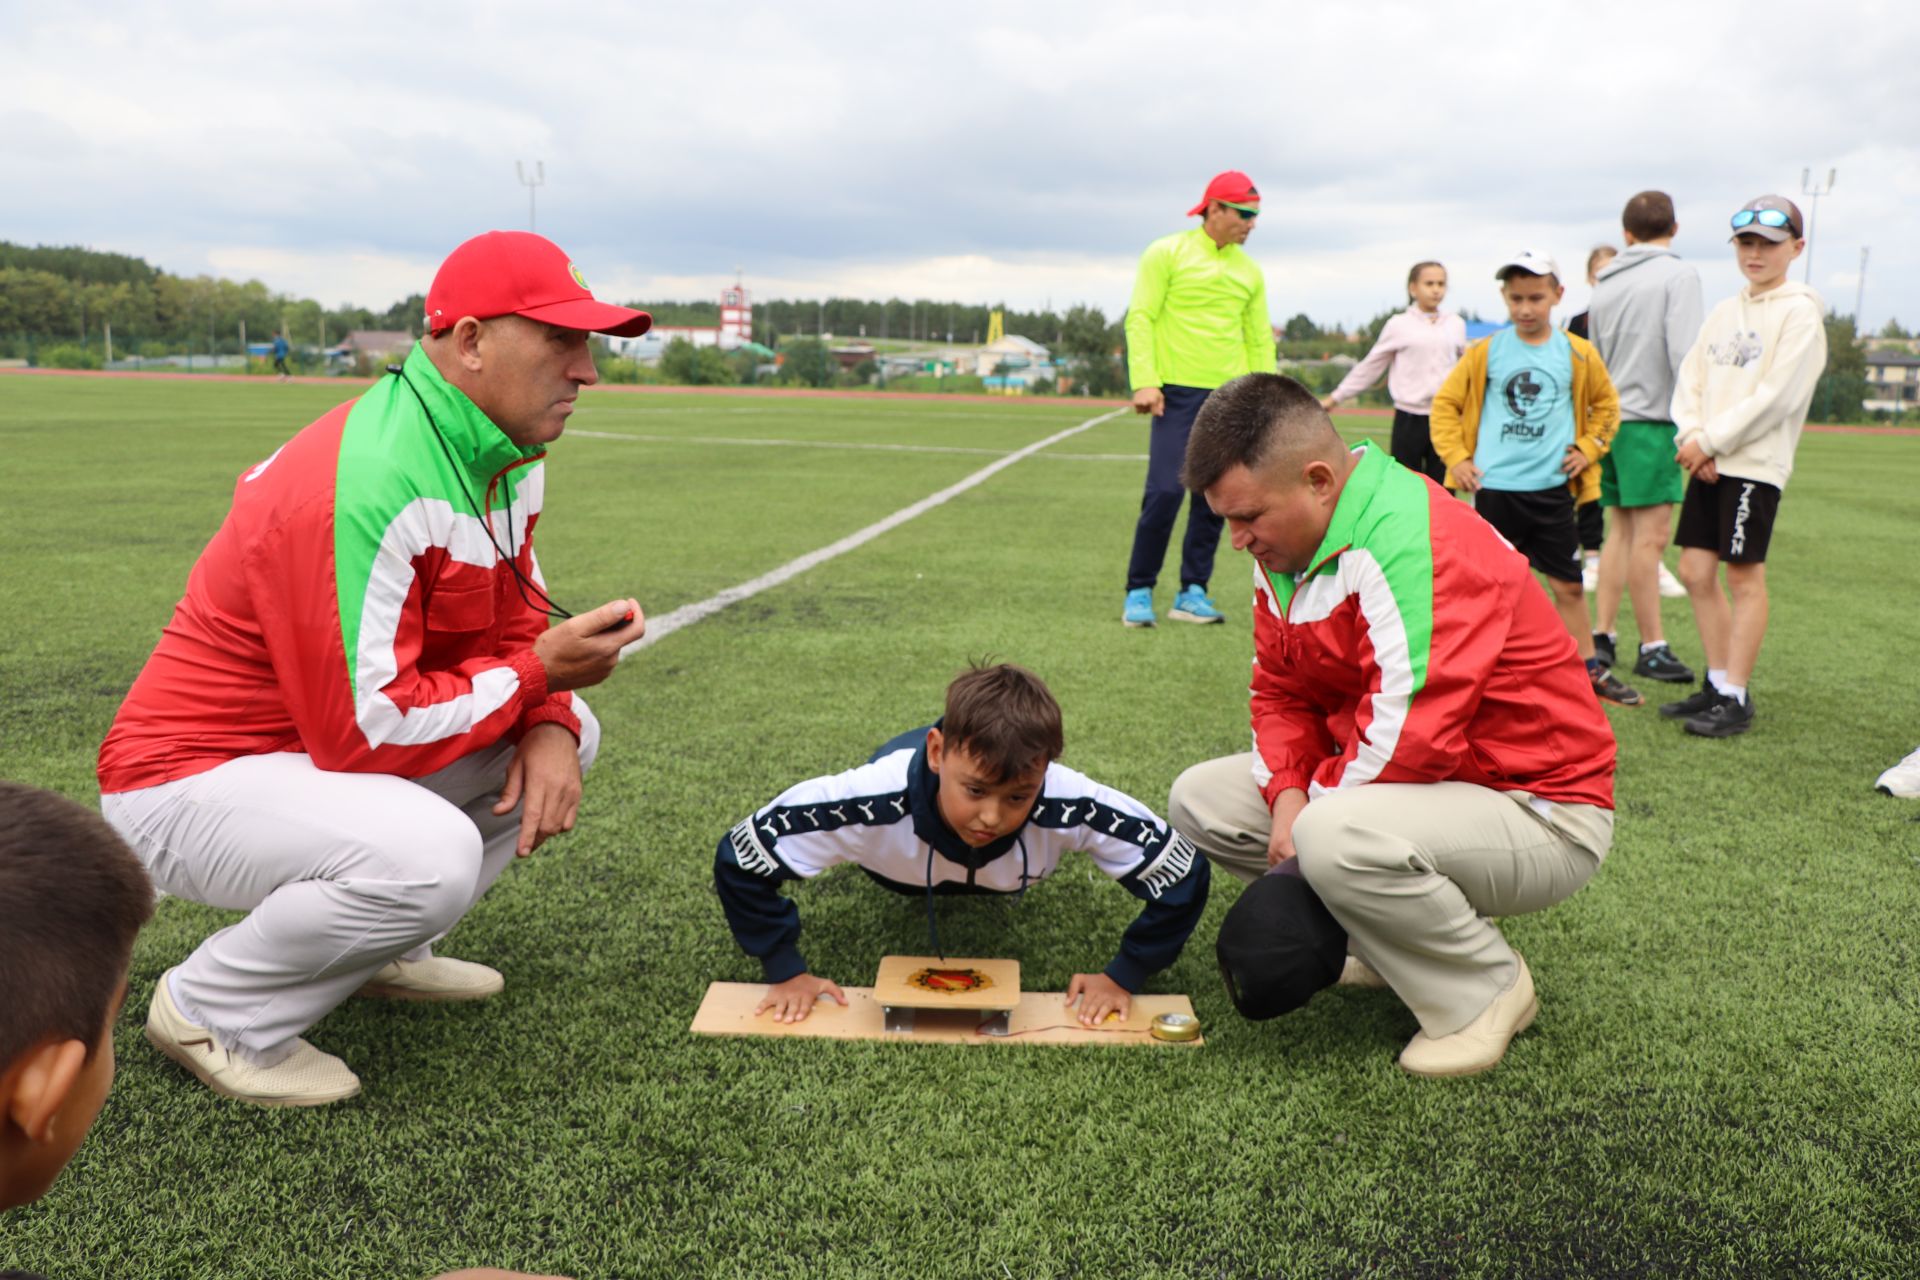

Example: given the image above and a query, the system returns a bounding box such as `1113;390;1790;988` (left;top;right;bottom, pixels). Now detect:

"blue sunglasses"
1731;208;1797;235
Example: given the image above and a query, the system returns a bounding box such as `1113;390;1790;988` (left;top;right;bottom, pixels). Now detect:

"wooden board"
689;981;1203;1048
871;955;1021;1011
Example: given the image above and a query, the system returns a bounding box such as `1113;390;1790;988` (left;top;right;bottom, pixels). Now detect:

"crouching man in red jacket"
1170;374;1617;1076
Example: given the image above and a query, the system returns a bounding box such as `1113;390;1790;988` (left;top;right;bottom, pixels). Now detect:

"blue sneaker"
1122;588;1155;628
1169;584;1225;625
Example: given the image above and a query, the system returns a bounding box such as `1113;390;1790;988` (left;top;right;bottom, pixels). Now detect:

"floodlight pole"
1855;246;1869;325
1800;167;1835;284
516;160;545;232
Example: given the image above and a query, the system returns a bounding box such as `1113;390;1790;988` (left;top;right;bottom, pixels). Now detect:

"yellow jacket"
1430;332;1619;504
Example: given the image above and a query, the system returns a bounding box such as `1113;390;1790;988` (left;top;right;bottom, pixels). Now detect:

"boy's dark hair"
942;664;1064;783
1622;190;1678;242
0;783;153;1067
1181;373;1339;494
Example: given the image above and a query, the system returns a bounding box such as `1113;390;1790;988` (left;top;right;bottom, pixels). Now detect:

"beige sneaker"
357;955;504;1002
1398;954;1538;1078
1337;955;1389;989
145;968;361;1107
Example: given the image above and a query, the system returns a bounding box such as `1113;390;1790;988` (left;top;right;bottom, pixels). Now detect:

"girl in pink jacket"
1321;261;1467;484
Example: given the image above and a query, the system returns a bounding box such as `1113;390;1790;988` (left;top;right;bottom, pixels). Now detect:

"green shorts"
1599;420;1686;508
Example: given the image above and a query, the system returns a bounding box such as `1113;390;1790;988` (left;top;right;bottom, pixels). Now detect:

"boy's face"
2;984;122;1210
1500;272;1564;339
925;730;1046;847
1734;232;1803;290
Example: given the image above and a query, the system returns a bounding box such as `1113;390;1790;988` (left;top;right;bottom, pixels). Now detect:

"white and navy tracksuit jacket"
714;724;1210;990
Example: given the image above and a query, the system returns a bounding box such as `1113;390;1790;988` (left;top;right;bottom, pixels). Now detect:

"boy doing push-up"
714;664;1209;1026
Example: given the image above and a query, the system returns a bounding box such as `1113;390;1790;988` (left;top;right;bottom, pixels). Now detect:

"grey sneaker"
1592;632;1617;669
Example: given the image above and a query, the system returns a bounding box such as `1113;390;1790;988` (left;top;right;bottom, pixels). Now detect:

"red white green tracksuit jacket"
99;344;578;794
1248;444;1615;810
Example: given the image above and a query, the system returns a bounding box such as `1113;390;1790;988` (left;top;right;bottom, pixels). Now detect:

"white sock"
1720;683;1748;704
1708;668;1729;693
1640;641;1667;655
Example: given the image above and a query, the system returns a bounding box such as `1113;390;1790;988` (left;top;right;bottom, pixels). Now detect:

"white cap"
1495;249;1561;281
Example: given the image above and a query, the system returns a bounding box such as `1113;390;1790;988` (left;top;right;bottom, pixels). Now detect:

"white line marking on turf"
622;407;1129;654
569;429;1143;462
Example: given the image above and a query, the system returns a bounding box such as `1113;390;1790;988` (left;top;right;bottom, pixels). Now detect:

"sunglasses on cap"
1731;208;1797;234
1218;203;1259;220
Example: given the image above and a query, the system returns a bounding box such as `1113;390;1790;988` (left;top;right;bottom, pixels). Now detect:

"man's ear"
4;1040;88;1144
1304;457;1338;502
452;317;487;372
925;727;944;774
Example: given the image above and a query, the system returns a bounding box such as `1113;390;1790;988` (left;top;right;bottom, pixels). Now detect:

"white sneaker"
1337;956;1389;989
145;968;361;1107
1398;954;1538;1078
357;955;504;1002
1877;746;1920;798
1657;562;1687;598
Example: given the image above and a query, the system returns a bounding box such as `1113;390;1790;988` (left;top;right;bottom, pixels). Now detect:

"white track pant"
1169;753;1611;1038
101;700;598;1065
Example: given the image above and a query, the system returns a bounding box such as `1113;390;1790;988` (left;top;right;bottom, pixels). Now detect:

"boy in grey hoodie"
1662;195;1828;738
1588;191;1703;685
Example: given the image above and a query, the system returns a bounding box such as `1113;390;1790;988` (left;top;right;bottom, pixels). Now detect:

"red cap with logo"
424;231;652;337
1186;171;1260;217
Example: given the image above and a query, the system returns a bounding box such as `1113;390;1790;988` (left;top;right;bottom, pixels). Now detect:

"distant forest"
0;241;1133;359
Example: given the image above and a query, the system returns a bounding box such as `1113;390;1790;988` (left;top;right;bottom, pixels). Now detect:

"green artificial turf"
1;376;1916;1278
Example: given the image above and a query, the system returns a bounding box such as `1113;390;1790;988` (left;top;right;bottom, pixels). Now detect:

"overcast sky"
6;1;1916;332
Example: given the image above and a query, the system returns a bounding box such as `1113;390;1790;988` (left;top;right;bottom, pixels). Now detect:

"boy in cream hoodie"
1663;195;1827;738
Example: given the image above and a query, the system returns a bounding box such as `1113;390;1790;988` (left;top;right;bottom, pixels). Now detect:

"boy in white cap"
1661;196;1828;737
1431;251;1638;707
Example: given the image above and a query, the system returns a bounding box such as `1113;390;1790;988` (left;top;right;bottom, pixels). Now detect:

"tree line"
0;241;1882;418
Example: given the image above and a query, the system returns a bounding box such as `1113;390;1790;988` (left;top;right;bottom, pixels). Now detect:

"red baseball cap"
424;231;652;337
1186;171;1260;217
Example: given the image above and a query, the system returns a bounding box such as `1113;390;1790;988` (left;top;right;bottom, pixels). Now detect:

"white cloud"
4;0;1916;329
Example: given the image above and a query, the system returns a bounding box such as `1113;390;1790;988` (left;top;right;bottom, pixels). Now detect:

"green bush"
38;343;101;370
595;356;664;385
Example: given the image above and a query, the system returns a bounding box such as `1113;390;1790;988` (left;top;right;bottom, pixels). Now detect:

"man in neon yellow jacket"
1121;170;1277;629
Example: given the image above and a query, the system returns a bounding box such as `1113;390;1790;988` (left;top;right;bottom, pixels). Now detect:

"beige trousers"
1168;754;1612;1037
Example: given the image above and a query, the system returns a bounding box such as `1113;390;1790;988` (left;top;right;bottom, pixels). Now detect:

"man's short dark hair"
0;783;153;1067
1181;373;1339;494
1622;190;1678;242
943;663;1064;783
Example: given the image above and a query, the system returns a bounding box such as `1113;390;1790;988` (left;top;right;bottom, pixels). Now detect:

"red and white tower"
719;273;752;349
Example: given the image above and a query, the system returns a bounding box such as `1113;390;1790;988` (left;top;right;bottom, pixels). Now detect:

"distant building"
327;329;415;371
1865;348;1920;413
976;334;1050;378
607;280;755;360
337;330;414;362
829;341;876;371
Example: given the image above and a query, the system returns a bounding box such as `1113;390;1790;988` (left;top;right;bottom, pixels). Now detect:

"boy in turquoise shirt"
1431;250;1638;707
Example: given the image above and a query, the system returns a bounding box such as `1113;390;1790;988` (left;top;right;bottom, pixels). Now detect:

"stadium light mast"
1800;167;1835;284
1855;246;1869;325
516;160;545;232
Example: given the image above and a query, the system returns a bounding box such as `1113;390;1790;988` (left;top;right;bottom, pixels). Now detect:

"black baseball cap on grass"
1216;868;1349;1020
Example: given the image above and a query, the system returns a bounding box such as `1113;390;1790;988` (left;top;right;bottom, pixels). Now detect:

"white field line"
569;428;1144;462
581;405;1073;423
620;407;1129;654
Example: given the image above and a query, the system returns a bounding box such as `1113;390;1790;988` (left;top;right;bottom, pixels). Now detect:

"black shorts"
1475;486;1581;583
1676;475;1781;564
